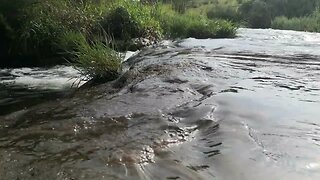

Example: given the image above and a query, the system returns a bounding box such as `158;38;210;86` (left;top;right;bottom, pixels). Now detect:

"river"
0;28;319;179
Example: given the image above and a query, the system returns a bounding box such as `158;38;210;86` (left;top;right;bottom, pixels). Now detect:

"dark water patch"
220;88;238;93
299;99;318;103
210;52;320;68
251;76;278;80
0;86;71;116
208;142;222;148
230;86;253;91
187;165;210;172
163;77;189;84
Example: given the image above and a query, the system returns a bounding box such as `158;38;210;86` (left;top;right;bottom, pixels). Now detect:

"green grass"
17;0;104;56
157;5;237;39
99;1;162;41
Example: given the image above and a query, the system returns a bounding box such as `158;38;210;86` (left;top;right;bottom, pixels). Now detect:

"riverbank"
0;0;236;78
189;0;320;32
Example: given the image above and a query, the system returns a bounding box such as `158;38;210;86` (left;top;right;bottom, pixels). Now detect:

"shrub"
100;6;140;40
239;0;272;28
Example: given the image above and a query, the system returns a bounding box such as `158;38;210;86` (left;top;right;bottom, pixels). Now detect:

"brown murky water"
0;28;320;179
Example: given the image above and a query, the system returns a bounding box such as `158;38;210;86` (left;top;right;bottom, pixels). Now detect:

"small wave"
0;65;85;90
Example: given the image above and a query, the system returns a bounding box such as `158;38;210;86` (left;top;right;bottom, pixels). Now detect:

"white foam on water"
0;51;139;90
0;65;86;90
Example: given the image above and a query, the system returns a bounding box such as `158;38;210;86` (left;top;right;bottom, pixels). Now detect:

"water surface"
0;28;320;179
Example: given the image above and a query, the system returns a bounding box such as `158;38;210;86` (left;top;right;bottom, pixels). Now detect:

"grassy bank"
190;0;320;31
157;5;236;39
272;11;320;32
0;0;237;81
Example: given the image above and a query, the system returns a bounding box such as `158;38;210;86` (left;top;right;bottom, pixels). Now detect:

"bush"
100;6;140;40
100;0;162;40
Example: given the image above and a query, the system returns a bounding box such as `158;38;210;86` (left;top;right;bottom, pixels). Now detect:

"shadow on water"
1;28;320;179
0;84;71;116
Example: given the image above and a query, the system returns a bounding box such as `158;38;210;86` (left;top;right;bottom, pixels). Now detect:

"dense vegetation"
190;0;320;31
271;10;320;32
0;0;236;81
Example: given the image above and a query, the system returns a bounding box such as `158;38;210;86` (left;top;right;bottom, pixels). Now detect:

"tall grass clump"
99;0;162;42
59;31;122;81
17;0;103;58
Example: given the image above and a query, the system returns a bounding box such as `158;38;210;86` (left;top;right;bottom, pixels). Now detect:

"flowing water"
0;28;320;180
